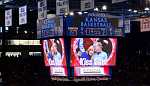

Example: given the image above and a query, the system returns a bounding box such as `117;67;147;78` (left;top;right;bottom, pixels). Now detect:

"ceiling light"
24;30;28;34
69;12;74;16
77;12;82;15
94;7;99;11
84;12;88;14
133;10;138;13
128;9;132;12
5;27;9;30
144;7;150;11
65;12;69;16
102;5;107;10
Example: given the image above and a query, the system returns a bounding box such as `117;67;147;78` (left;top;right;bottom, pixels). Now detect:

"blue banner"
66;12;124;36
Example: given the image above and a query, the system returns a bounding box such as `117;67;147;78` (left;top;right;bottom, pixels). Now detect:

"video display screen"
42;38;67;76
71;38;116;76
71;38;117;66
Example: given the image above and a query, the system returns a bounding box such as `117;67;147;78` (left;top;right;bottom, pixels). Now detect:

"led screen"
42;38;67;76
74;66;110;77
71;38;116;77
71;38;117;66
66;12;124;36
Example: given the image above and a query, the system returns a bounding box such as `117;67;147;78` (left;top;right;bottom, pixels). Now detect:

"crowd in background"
0;50;150;86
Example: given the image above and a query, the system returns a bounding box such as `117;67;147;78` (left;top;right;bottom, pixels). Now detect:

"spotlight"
5;27;9;31
65;12;69;16
24;30;28;34
144;7;150;11
77;12;82;15
128;9;132;12
69;12;74;16
84;12;88;14
133;10;138;13
102;5;107;11
94;7;99;11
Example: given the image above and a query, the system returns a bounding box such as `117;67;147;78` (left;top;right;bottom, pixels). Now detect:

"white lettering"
80;58;92;66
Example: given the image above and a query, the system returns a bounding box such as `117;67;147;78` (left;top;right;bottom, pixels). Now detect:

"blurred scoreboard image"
71;38;117;78
42;38;68;76
71;38;117;66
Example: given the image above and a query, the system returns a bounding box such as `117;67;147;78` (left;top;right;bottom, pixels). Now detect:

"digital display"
42;38;67;76
66;12;124;36
71;38;117;66
71;38;116;77
74;66;110;77
50;66;68;76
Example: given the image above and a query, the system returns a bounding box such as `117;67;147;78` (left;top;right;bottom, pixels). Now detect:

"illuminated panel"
42;38;67;76
71;38;117;66
71;38;116;77
29;52;42;56
74;66;110;76
5;52;21;57
8;40;41;45
66;12;124;36
50;66;67;76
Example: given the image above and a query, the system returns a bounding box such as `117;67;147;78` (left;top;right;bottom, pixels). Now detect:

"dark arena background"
0;0;150;86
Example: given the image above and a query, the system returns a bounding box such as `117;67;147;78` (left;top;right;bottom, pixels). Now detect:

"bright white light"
30;9;33;11
94;7;99;11
5;27;9;31
102;5;107;10
24;30;28;34
128;9;132;12
47;14;56;19
84;12;88;14
0;27;2;32
65;12;68;16
16;27;19;34
144;7;150;11
77;12;82;15
133;10;138;13
69;12;74;16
